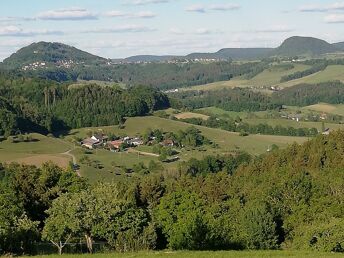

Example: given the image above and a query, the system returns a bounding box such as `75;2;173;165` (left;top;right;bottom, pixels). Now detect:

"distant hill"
123;55;181;63
2;42;107;68
275;36;338;57
333;42;344;51
184;49;268;61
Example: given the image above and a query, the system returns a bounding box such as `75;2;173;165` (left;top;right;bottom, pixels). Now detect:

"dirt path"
127;148;160;157
61;148;81;177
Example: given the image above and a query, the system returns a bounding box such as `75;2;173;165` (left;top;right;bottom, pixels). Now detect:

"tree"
42;194;80;255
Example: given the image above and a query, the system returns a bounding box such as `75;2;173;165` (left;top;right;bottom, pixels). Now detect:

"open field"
0;133;72;167
180;65;344;92
181;64;311;92
197;107;269;119
276;65;344;88
0;117;308;182
174;112;210;120
66;116;308;156
244;118;344;131
20;251;344;258
303;103;344;116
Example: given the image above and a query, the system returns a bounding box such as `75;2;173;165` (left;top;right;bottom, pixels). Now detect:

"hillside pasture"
276;65;344;88
181;63;311;92
302;103;344;116
174;112;209;120
67;116;308;156
0;133;72;167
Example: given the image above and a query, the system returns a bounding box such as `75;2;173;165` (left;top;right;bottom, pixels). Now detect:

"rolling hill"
2;41;107;69
275;36;338;57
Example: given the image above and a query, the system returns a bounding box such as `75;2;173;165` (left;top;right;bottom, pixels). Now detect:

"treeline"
2;131;344;255
280;59;344;83
273;81;344;106
0;74;169;136
7;61;271;90
170;88;282;112
280;62;327;82
179;116;319;137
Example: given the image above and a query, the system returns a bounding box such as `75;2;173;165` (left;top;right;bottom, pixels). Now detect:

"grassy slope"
0;133;72;165
22;251;344;258
181;64;344;92
198;107;344;131
276;65;344;88
302;103;344;116
181;64;310;91
67;116;307;156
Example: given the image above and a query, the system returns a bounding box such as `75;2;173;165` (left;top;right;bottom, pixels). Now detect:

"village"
80;132;175;153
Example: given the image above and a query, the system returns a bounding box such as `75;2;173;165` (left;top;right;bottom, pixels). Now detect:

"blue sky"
0;0;344;60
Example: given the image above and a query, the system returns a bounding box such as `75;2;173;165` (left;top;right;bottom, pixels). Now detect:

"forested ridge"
1;131;344;254
0;74;169;136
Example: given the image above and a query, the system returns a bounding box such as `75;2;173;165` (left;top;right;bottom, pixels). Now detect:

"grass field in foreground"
0;133;72;167
22;250;344;258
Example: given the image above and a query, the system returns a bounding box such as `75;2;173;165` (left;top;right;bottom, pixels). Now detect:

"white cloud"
124;0;169;6
186;3;240;13
254;26;294;33
0;25;63;37
325;14;344;23
299;2;344;12
82;25;155;34
104;10;156;18
37;7;97;20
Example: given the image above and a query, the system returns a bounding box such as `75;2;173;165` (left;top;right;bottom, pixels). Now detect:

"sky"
0;0;344;60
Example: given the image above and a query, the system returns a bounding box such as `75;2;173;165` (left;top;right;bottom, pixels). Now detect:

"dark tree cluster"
179;116;319;137
273;81;344;106
170;88;282;112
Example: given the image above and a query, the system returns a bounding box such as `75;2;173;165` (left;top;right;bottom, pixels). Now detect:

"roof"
82;138;99;145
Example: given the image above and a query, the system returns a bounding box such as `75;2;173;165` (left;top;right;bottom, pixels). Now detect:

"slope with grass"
181;63;311;91
302;103;344;116
276;65;344;88
0;133;72;167
67;116;307;156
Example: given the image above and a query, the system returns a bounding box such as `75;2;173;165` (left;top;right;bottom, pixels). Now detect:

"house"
161;139;174;147
128;137;143;146
108;140;124;150
91;134;108;143
82;138;100;149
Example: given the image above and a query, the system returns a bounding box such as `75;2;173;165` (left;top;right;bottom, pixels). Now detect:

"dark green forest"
0;74;169;136
1;131;344;255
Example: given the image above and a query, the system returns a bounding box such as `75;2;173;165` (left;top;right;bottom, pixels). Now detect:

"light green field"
302;103;344;116
244;118;344;131
197;107;269;119
67;116;308;156
181;64;311;91
21;250;344;258
0;133;72;166
249;64;310;86
276;65;344;88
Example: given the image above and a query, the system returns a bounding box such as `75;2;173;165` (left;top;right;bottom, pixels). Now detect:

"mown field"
275;65;344;88
0;116;309;182
181;64;344;92
0;133;72;168
20;251;344;258
181;63;311;91
303;103;344;116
